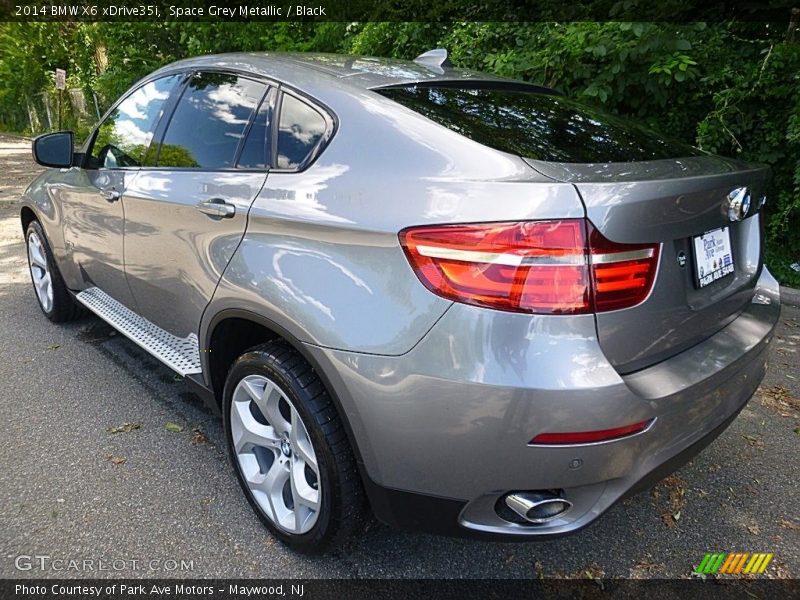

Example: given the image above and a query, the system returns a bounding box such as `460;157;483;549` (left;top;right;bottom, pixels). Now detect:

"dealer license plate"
693;227;734;288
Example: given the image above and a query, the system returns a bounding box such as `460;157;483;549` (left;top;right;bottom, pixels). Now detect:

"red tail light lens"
400;220;590;314
589;228;660;312
399;220;658;314
529;419;654;445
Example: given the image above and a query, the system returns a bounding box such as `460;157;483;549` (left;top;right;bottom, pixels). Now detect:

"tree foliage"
0;21;797;283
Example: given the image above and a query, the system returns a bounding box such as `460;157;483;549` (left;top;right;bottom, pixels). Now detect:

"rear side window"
157;72;267;169
88;74;180;169
276;94;327;170
237;89;274;169
377;86;702;163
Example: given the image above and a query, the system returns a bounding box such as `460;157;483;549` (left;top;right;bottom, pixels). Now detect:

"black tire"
25;220;84;323
223;339;366;554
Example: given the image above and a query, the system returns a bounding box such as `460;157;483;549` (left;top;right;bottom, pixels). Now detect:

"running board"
76;287;202;376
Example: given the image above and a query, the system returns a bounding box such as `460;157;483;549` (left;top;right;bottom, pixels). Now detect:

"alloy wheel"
27;231;53;313
230;374;321;534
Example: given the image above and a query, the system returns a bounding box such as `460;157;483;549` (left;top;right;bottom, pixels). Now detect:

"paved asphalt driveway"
0;135;797;579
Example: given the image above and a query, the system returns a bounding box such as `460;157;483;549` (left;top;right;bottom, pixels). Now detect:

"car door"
122;71;272;337
60;74;183;308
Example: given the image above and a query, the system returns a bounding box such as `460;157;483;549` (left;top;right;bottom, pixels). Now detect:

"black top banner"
1;0;798;22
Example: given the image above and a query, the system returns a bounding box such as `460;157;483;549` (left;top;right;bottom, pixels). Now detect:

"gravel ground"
0;134;797;579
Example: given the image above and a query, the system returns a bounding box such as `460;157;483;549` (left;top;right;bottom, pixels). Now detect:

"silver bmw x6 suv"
22;50;780;553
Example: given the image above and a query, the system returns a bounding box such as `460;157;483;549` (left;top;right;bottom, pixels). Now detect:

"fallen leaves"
107;420;206;442
771;561;793;579
190;428;208;445
46;343;60;350
534;561;606;582
742;434;765;449
743;478;762;496
758;385;800;418
107;422;141;434
107;454;126;466
651;474;687;528
779;518;800;531
629;556;662;578
106;423;136;465
580;562;605;582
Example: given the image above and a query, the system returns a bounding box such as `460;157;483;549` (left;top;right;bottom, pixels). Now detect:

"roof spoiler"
414;48;453;71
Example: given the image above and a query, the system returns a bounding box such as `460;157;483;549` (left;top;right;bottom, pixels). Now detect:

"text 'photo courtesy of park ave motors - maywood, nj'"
15;583;304;597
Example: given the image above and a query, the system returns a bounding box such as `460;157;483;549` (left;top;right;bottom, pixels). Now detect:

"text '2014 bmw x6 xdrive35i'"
22;50;780;553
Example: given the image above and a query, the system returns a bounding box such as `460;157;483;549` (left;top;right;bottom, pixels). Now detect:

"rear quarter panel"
205;85;586;355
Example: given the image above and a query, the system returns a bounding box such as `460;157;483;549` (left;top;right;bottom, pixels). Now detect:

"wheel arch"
20;205;38;234
19;194;77;291
201;308;371;479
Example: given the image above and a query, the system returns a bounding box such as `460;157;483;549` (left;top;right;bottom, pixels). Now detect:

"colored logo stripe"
733;553;750;574
696;553;773;575
719;553;739;573
696;553;726;574
720;553;748;574
744;553;773;574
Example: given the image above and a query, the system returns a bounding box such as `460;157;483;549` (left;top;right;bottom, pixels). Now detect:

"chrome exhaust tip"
504;492;572;524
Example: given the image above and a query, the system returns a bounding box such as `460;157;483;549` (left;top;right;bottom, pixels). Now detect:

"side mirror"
32;131;75;169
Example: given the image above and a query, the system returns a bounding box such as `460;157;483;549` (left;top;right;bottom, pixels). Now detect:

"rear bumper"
361;394;751;541
305;267;780;538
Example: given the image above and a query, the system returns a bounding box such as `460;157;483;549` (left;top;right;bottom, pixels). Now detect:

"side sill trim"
76;287;202;376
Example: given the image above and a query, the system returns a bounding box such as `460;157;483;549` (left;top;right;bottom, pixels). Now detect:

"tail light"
588;227;659;312
399;219;659;314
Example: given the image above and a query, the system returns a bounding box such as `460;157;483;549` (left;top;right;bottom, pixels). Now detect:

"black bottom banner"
3;578;799;600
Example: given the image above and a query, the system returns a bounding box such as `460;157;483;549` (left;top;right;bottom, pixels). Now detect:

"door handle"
100;188;121;202
197;198;235;219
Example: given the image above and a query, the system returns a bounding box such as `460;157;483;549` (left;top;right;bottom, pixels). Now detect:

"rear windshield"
377;86;702;163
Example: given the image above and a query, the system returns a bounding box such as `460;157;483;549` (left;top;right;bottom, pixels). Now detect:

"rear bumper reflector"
529;419;654;445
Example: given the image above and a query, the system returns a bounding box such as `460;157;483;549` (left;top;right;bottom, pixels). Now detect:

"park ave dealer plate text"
693;227;734;288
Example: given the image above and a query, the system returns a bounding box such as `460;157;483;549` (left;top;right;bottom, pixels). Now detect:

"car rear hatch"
376;83;770;373
529;155;769;373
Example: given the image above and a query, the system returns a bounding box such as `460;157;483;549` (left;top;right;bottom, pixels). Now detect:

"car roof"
151;52;553;101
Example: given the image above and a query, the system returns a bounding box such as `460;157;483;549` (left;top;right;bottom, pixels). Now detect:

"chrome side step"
76;287;202;376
